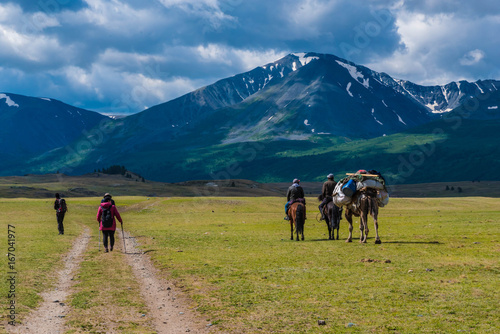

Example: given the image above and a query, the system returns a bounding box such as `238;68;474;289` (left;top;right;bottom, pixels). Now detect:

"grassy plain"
1;196;499;333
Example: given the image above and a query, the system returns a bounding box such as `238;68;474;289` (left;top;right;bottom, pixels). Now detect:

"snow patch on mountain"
0;94;19;108
335;61;369;89
395;112;407;125
425;100;452;113
292;52;320;66
475;82;485;94
346;82;353;97
371;108;383;125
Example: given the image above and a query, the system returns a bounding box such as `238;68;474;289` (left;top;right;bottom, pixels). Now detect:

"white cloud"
197;44;232;65
233;49;288;71
365;7;498;85
460;49;485;66
0;24;69;64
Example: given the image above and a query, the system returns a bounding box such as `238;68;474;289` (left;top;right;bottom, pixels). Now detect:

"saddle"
289;198;306;205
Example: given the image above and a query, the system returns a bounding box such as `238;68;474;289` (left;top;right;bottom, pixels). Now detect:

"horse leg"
345;209;353;243
372;205;381;244
334;206;340;240
328;207;334;240
290;220;294;240
360;210;370;243
325;217;332;240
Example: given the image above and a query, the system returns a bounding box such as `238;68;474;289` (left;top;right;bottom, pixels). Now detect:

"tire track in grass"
122;230;216;334
9;228;90;334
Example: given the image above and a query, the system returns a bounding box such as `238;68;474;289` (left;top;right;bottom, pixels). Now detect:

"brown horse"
345;188;381;244
288;202;305;241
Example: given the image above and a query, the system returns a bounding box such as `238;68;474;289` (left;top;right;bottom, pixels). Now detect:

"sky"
1;0;499;115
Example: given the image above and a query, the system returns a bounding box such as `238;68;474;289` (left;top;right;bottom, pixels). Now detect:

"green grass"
1;196;499;333
0;198;85;316
123;196;500;333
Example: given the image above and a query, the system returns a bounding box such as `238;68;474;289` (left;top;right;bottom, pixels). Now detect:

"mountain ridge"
1;52;500;183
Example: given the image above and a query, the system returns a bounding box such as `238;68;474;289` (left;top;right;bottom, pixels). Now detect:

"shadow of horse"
288;202;305;241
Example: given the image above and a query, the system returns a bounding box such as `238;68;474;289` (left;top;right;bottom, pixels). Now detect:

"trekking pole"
121;223;126;254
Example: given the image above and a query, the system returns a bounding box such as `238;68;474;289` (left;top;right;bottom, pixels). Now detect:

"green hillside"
120;117;500;184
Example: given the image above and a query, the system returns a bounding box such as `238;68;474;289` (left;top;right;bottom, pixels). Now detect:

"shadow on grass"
383;241;441;244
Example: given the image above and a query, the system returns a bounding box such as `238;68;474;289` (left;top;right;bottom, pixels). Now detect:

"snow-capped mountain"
2;52;500;182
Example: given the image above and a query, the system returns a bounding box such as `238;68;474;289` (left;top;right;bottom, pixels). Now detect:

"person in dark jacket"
318;174;337;220
96;196;123;252
284;178;305;220
54;193;67;235
101;193;116;206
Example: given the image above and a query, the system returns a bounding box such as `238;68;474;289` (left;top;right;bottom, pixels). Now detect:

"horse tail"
296;203;305;232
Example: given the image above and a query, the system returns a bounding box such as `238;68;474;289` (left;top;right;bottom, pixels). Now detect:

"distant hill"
0;93;108;173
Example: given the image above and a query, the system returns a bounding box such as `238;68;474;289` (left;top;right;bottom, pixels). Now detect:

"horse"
288;201;305;241
318;194;342;240
344;188;381;244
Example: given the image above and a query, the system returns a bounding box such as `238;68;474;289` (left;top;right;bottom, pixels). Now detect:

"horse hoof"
375;239;382;244
346;239;352;243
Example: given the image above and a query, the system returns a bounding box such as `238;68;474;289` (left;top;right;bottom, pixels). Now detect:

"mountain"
0;93;108;171
2;53;500;184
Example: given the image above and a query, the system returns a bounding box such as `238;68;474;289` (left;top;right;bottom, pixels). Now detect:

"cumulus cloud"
460;49;485;66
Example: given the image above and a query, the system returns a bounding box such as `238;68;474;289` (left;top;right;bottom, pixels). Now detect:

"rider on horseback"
318;174;337;220
284;178;305;220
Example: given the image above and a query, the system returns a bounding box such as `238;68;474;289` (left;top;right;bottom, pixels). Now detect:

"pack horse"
332;171;389;244
345;188;380;243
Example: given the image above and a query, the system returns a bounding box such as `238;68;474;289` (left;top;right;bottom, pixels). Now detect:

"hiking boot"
284;216;289;220
110;247;113;252
105;248;109;253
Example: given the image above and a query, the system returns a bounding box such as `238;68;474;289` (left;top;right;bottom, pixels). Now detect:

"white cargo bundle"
356;179;385;191
332;172;389;208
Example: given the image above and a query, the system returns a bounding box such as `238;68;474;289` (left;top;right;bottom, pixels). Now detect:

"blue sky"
1;0;499;115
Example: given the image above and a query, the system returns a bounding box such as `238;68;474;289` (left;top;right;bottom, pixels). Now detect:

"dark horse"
345;188;381;244
288;202;305;241
318;194;342;240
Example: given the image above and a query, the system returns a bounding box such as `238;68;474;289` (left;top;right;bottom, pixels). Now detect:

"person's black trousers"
56;213;65;235
102;230;115;249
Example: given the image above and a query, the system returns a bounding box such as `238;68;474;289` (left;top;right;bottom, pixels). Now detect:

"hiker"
54;193;67;235
318;174;337;220
96;196;123;252
101;193;116;206
284;178;305;220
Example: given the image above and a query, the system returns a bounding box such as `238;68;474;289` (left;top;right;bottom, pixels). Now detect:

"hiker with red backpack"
96;195;123;252
54;193;67;235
